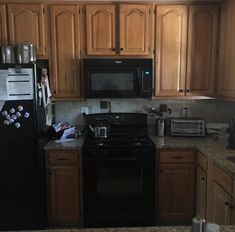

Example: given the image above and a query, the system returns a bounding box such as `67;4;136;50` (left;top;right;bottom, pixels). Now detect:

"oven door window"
97;167;142;197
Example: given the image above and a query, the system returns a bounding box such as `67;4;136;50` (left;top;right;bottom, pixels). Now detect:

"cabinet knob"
230;205;234;210
120;48;124;51
201;177;205;181
159;170;163;173
225;202;230;206
186;89;190;92
178;89;184;93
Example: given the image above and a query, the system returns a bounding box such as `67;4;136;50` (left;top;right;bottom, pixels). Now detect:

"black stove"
82;113;156;228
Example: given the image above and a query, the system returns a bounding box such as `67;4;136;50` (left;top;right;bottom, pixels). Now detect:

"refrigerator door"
0;93;46;229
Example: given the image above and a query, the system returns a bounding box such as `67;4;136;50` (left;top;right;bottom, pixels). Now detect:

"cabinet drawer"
159;150;195;163
197;152;207;171
47;151;78;166
213;164;232;194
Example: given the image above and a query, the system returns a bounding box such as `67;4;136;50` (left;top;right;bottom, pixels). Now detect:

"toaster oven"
171;118;205;137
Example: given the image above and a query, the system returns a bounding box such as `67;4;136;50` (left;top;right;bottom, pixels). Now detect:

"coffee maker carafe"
228;118;235;149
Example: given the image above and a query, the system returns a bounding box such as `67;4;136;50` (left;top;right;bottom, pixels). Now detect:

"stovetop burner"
83;135;155;148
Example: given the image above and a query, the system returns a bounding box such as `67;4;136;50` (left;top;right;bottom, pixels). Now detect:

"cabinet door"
186;5;218;97
158;164;195;223
196;166;207;218
119;4;151;55
0;4;7;44
86;4;116;55
211;181;232;225
155;5;187;97
47;166;80;223
8;4;46;57
50;5;81;98
217;0;235;99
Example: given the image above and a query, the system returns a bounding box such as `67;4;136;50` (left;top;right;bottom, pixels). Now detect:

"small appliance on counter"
228;118;235;149
149;104;172;137
170;118;205;137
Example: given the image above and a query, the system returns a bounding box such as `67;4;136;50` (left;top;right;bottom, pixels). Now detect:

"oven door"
83;156;155;227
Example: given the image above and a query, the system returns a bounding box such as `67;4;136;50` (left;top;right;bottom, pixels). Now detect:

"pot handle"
89;125;94;133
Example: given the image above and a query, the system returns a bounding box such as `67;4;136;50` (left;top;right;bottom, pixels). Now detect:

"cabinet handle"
186;89;190;92
172;156;183;159
225;202;230;206
178;89;184;93
57;158;69;161
120;48;124;51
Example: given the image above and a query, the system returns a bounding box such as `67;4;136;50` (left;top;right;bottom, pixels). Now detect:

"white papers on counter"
0;100;5;111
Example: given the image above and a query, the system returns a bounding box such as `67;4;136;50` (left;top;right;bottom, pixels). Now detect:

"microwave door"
85;68;138;98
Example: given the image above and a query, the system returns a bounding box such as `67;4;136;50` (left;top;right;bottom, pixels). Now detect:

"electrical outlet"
81;107;89;115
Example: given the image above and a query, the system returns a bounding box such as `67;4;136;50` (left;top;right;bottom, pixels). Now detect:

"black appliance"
82;113;156;228
0;62;47;230
228;118;235;149
84;59;153;98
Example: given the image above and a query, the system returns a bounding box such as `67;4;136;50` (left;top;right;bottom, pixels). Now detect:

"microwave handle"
141;70;144;93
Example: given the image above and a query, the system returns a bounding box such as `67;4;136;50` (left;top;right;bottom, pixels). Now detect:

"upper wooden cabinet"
7;4;47;58
50;5;81;99
155;5;187;97
86;4;116;55
186;5;218;96
0;4;7;45
155;5;218;97
217;0;235;99
86;4;152;56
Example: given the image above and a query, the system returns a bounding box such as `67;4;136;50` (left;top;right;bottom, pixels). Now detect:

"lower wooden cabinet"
157;149;196;224
46;150;82;225
211;181;232;225
196;166;207;218
196;152;208;218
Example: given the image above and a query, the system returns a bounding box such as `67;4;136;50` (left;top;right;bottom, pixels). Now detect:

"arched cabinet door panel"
50;5;81;99
8;4;47;57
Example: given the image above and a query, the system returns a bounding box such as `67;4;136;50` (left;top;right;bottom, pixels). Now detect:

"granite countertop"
44;137;85;150
15;225;235;232
44;135;235;177
150;135;235;178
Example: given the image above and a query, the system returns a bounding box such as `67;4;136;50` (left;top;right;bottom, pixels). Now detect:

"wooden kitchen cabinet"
211;181;232;225
158;149;196;224
155;5;218;97
196;152;208;218
207;163;234;225
46;150;82;224
86;3;152;56
0;4;7;45
50;5;81;99
186;5;218;97
7;4;47;58
155;5;187;97
217;0;235;99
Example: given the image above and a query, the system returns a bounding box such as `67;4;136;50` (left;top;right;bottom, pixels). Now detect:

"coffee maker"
228;118;235;149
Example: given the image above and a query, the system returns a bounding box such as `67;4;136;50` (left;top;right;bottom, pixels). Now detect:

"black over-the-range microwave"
84;58;153;98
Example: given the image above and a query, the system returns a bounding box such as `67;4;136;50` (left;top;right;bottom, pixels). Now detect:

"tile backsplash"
54;99;235;131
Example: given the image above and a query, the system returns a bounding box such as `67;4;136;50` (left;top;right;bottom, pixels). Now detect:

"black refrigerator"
0;62;47;230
